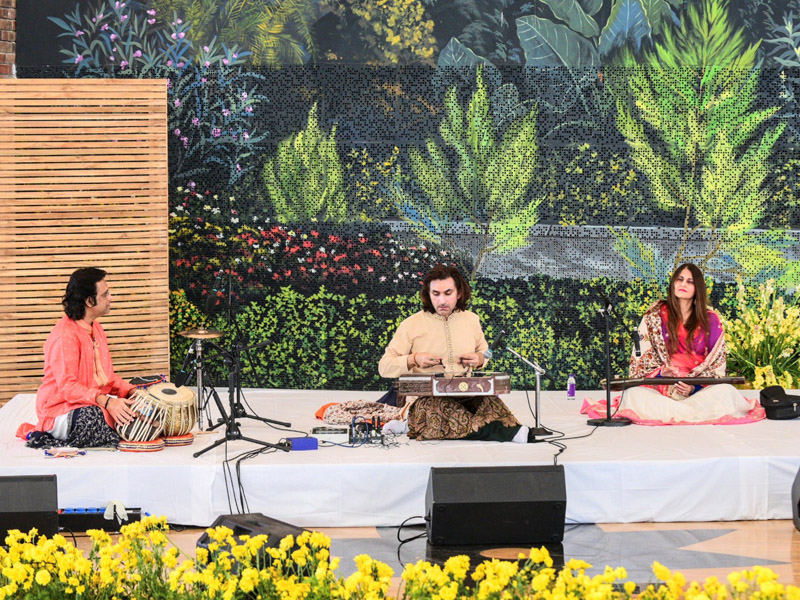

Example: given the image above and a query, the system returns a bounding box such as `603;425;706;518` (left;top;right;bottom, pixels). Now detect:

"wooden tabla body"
150;383;197;441
397;372;512;397
116;389;168;442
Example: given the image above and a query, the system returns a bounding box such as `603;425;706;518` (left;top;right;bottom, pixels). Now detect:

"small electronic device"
349;416;384;445
311;427;349;444
286;437;318;451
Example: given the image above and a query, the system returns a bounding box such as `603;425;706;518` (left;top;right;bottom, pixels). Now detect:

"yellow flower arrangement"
723;277;800;388
1;516;799;600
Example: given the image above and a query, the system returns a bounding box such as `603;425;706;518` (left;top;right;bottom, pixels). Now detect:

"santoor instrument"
601;376;745;391
397;372;511;397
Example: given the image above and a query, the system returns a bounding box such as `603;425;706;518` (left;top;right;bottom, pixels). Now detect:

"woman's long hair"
664;263;709;354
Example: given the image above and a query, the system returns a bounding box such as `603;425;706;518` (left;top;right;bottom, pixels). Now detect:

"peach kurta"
16;315;134;439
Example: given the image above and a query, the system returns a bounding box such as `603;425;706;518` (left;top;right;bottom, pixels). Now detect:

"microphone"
593;286;615;313
205;271;223;312
483;330;507;360
173;344;195;387
593;285;641;357
632;331;642;357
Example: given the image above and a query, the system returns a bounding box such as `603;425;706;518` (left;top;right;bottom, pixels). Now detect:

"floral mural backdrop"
15;0;800;390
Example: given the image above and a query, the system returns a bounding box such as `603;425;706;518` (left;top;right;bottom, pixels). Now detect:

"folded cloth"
315;402;338;420
320;400;402;425
376;385;398;406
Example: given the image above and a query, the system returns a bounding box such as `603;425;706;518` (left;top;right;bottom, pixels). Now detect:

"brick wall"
0;0;14;78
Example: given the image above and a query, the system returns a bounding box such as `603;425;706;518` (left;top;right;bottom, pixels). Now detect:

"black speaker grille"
0;474;59;540
425;465;566;546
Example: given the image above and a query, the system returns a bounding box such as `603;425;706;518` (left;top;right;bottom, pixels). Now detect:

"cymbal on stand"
178;327;224;339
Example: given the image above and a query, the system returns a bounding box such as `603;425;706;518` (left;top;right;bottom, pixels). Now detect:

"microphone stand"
587;293;632;427
193;340;290;458
217;269;288;426
505;346;552;438
204;338;292;431
224;268;265;390
206;265;287;427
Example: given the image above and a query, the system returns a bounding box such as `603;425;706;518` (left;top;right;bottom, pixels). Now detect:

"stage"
1;389;798;527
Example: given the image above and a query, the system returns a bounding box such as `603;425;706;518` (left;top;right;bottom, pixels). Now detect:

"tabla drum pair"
116;383;197;452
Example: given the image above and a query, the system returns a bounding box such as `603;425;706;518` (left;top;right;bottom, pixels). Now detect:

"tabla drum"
118;438;165;453
149;382;197;446
116;388;168;451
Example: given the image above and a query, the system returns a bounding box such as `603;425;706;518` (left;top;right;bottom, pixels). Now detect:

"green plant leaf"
516;15;599;67
639;0;671;34
541;0;600;38
262;102;347;223
598;0;652;56
579;0;604;16
778;260;800;289
437;36;491;68
609;227;669;282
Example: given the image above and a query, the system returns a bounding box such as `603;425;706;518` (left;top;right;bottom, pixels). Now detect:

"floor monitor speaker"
197;513;307;559
426;465;566;546
0;474;59;543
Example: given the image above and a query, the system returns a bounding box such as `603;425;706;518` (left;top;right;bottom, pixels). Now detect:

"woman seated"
620;263;756;424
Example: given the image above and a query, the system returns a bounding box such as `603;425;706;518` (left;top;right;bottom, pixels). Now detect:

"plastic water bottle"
566;374;576;400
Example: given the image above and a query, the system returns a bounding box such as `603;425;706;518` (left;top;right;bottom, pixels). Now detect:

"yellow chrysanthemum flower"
34;569;51;586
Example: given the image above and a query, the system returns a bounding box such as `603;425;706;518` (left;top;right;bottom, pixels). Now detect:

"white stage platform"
1;389;798;528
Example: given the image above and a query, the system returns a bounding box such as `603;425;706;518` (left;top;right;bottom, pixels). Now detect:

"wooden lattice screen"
0;79;169;404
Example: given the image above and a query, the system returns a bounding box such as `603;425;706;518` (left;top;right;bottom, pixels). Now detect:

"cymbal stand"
194;339;208;430
193;341;290;458
176;342;226;435
175;338;214;431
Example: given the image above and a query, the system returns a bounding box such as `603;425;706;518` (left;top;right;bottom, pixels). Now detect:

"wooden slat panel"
0;79;170;402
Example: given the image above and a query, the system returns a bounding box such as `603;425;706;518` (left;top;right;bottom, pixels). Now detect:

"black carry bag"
760;386;800;420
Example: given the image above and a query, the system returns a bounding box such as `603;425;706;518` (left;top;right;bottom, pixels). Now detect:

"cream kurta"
378;309;519;440
378;309;489;378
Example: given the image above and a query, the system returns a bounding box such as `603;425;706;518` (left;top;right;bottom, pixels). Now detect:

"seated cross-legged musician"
620;263;756;423
17;267;137;447
379;264;535;443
